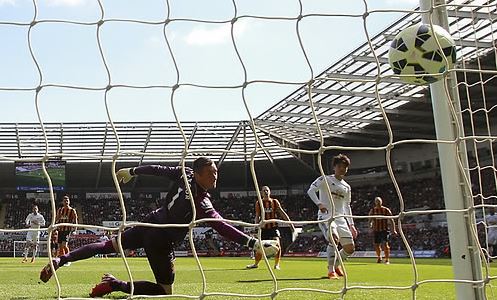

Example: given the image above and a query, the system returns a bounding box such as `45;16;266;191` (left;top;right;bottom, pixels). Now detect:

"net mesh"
0;0;496;299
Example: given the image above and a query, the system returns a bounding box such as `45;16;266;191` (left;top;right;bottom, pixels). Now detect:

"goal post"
420;0;484;299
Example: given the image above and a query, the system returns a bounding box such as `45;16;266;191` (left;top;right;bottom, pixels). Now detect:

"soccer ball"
255;240;280;258
388;23;456;85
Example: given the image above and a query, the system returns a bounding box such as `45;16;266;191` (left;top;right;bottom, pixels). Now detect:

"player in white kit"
486;207;497;261
307;154;357;279
23;204;46;263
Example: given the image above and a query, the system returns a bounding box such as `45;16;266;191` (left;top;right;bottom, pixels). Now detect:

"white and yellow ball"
388;23;456;85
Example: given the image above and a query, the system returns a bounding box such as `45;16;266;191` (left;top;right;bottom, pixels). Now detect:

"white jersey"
25;212;46;242
26;213;46;229
307;175;353;225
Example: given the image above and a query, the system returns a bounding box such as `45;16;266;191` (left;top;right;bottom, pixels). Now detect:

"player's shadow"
238;276;327;283
203;268;249;272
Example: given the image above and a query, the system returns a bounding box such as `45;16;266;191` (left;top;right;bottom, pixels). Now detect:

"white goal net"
13;240;49;258
0;0;496;299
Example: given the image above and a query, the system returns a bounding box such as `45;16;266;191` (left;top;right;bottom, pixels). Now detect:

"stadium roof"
0;0;496;163
256;0;497;148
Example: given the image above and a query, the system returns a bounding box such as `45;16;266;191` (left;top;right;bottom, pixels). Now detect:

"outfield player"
246;186;296;270
40;157;278;297
22;204;46;263
55;196;78;261
97;232;110;258
50;229;59;256
486;207;497;261
307;154;357;279
369;197;397;264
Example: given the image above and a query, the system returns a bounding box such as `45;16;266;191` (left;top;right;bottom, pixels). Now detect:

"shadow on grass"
238;276;328;283
203;268;250;272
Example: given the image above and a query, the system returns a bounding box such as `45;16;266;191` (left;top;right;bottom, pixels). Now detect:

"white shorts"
26;231;40;243
318;216;353;246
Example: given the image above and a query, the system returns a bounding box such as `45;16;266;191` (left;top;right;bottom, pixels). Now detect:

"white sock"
327;244;337;272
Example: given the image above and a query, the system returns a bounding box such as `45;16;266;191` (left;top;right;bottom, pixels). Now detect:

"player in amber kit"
307;154;357;279
369;197;397;264
55;196;78;260
40;157;278;297
246;186;296;270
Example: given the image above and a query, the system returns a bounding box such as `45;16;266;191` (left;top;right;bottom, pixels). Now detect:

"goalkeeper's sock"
60;240;115;265
120;281;168;295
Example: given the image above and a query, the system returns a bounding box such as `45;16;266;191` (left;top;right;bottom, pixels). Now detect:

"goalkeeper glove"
116;168;135;184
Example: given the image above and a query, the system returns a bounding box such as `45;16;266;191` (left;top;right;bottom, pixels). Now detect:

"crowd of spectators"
0;168;495;257
80;196;155;225
2;198;52;229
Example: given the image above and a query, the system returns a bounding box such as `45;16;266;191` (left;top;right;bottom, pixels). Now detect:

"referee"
369;197;397;264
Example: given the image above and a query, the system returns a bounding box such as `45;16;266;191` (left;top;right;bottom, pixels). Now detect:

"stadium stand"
0;156;495;258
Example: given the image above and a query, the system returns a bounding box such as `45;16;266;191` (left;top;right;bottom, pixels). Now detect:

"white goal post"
421;0;484;299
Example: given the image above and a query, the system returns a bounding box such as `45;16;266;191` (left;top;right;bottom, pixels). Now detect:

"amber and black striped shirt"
255;198;281;229
369;206;393;232
55;206;78;232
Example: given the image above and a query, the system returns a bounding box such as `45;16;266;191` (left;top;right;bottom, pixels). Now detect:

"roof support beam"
59;123;64;156
217;122;243;168
95;124;109;189
259;118;435;140
255;121;321;142
447;10;497;21
351;55;389;64
186;123;198;149
255;126;319;175
15;124;22;158
308;87;423;103
248;123;275;164
257;119;351;135
285;100;429;117
257;119;391;138
132;123;154;189
383;33;494;48
254;133;288;186
325;72;405;84
269;110;434;130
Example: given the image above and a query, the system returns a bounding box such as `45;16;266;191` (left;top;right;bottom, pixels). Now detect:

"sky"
0;0;418;123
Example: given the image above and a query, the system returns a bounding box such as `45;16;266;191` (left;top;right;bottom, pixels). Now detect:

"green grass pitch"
16;168;65;187
1;257;497;299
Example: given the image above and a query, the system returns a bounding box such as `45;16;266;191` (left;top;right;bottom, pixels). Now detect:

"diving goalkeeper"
40;157;277;297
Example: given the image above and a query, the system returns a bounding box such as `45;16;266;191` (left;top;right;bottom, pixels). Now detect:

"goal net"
0;0;496;299
13;240;49;258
